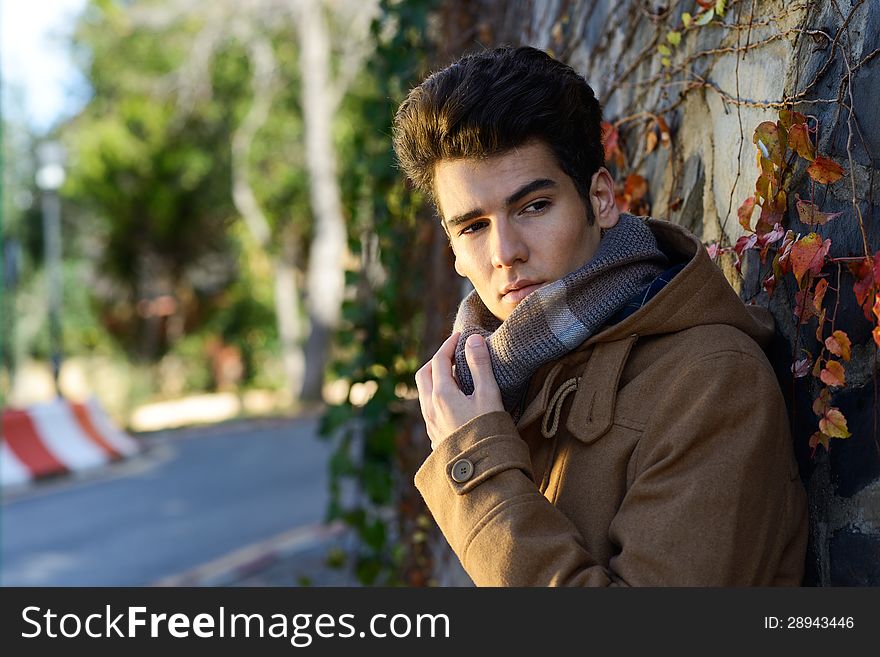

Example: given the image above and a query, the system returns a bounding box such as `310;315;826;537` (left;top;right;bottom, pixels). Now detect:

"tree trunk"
273;227;305;404
296;0;347;402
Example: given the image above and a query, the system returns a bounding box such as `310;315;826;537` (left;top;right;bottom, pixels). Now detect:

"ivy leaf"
812;278;829;311
661;56;671;67
815;308;826;342
873;291;880;321
788;123;815;161
874;325;880;349
792;357;811;378
656;116;671;148
738;196;756;232
825;330;852;361
624;173;648;201
795;289;818;322
849;258;874;317
667;30;681;46
646;129;658;154
775;230;796;276
812;387;832;416
696;8;715;25
706;242;719;260
757;223;785;263
819;407;851;439
819;360;846;387
779;109;808;131
789;233;830;285
795;197;841;226
763;273;777;297
658;44;671;56
716;0;726;16
807;156;845;184
809;431;831;455
755;173;773;203
682;12;692;28
754;122;785;168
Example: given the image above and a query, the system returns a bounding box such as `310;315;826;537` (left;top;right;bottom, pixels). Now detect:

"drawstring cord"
541;377;579;438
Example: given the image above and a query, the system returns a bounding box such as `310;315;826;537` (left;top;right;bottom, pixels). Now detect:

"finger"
415;362;433;404
464;333;499;396
431;331;461;394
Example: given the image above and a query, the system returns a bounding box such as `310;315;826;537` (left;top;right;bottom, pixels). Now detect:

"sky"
1;0;90;133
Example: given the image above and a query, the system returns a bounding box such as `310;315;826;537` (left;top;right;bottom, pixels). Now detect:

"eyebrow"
445;178;558;228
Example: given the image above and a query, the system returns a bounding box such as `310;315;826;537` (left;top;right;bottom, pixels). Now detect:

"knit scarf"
452;213;669;415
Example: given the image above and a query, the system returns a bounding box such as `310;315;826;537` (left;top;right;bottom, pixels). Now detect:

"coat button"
451;458;474;483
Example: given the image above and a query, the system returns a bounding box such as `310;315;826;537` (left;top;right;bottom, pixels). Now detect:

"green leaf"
682;12;692;28
696;8;715;26
667;31;681;46
715;0;726;17
657;44;671;56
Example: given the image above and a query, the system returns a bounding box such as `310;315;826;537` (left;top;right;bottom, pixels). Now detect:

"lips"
501;281;545;303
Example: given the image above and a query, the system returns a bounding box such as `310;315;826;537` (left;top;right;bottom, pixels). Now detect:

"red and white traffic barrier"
1;397;140;488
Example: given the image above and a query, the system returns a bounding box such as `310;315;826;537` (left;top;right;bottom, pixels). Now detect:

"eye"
459;220;488;236
521;199;550;214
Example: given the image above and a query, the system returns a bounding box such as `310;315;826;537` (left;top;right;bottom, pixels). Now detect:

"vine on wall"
595;0;878;459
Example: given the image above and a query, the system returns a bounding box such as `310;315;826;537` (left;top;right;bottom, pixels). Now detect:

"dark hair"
392;46;605;222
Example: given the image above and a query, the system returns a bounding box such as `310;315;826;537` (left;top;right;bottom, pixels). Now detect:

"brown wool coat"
415;218;808;586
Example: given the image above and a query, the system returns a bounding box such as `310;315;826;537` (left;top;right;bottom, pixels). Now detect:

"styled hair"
392;46;605;223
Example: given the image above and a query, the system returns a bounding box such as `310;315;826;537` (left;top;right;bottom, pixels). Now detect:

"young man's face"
434;140;619;321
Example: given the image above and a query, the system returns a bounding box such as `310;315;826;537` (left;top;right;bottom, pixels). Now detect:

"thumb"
464;334;498;395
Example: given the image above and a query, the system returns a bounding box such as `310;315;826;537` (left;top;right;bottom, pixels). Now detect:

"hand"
415;331;504;449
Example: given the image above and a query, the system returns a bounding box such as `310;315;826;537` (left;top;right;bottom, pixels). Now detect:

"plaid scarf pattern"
452;213;669;414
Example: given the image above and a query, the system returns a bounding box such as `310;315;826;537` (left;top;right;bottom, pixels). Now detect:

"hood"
585;218;775;349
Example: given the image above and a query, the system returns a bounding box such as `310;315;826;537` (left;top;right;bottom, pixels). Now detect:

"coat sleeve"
414;350;806;586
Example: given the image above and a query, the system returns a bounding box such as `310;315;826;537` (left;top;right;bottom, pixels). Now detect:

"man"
392;46;808;586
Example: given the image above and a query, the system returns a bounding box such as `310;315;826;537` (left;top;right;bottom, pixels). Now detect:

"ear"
589;167;620;230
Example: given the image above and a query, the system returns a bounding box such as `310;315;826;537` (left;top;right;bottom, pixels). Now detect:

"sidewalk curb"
151;521;350;587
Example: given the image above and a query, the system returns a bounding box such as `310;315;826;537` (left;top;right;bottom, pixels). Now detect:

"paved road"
1;416;336;586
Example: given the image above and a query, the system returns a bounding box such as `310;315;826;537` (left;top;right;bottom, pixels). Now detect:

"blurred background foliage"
2;0;439;585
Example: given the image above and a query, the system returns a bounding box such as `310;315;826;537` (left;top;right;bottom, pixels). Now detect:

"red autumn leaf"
874;325;880;349
874;292;880;321
738;197;756;232
812;355;824;378
819;407;851;438
753;121;785;167
755;173;773;203
789;233;830;285
779;109;807;131
774;230;796;277
807;156;845;184
763;273;777;297
820;360;846;387
757;223;785;263
792;357;811;378
696;0;714;8
809;431;830;455
794;289;818;322
815;308;826;342
795;197;841;226
788;123;815;161
656;116;671;148
706;242;719;260
602;121;626;169
813;278;829;311
624;173;648;201
849;258;876;319
825;330;852;361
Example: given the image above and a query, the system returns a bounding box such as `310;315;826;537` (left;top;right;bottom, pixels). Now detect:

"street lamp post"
35;141;66;398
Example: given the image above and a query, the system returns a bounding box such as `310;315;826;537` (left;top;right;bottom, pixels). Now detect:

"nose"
490;219;528;269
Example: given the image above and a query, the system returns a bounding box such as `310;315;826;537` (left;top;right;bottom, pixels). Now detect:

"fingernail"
466;334;483;349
